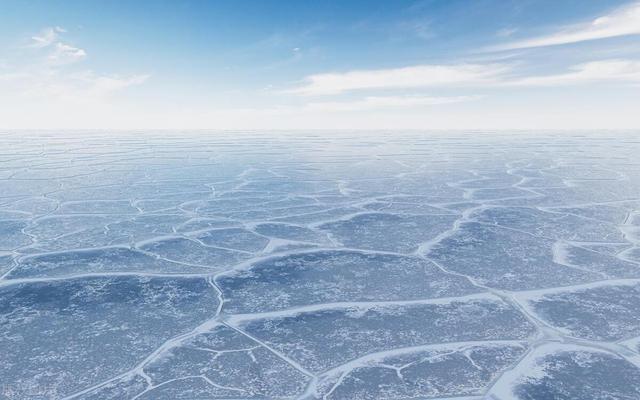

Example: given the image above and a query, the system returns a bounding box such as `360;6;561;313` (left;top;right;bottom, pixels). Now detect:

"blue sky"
1;0;639;129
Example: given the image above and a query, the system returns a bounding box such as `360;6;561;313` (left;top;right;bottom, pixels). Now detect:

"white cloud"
48;42;87;65
288;63;510;95
30;27;65;48
15;71;150;102
304;95;479;112
28;26;88;65
293;58;640;94
492;2;640;50
496;27;518;38
83;73;150;96
510;59;640;86
288;56;640;96
1;28;147;105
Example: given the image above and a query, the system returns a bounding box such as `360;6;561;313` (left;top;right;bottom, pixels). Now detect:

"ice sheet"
1;131;640;399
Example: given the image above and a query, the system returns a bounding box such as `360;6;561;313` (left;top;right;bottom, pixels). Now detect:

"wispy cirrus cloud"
30;26;66;48
496;27;518;38
48;42;87;65
27;26;87;65
2;27;148;103
18;71;150;101
490;1;640;51
287;63;510;95
288;57;640;98
509;59;640;86
304;94;480;112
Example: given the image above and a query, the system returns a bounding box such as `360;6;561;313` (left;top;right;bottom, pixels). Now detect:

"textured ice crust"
217;250;482;313
1;131;640;399
0;276;219;398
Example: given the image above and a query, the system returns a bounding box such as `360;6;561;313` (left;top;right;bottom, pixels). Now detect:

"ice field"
1;131;640;399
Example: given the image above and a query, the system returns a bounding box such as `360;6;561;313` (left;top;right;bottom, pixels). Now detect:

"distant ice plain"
1;131;640;399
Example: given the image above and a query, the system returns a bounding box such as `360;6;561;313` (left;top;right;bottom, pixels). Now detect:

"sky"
1;0;639;130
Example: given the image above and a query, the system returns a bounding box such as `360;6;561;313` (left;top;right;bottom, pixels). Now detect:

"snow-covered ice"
1;131;640;399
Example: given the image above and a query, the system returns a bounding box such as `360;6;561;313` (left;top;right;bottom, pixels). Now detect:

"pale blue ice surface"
1;131;640;399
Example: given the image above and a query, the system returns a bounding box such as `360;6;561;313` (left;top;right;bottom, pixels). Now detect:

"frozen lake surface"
1;131;640;399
